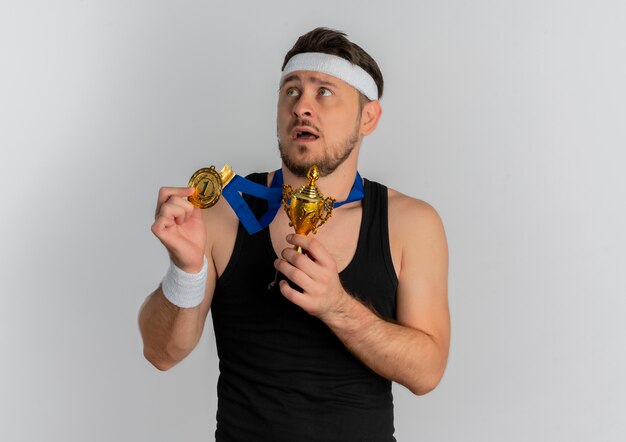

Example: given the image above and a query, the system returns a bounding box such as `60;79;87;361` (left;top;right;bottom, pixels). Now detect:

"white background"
1;1;625;441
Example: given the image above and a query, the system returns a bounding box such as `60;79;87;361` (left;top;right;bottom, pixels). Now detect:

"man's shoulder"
202;192;239;241
383;186;445;251
204;169;269;227
386;186;441;223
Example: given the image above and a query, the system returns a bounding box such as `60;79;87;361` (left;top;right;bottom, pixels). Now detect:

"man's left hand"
274;234;348;319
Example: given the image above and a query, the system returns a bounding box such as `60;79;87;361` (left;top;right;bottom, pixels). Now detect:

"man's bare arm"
138;186;215;371
138;271;215;371
275;197;450;394
316;289;448;395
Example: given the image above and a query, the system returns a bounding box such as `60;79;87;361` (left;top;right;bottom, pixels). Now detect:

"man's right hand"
151;187;207;273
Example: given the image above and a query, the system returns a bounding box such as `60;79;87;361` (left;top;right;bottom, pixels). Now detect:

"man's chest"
269;206;362;272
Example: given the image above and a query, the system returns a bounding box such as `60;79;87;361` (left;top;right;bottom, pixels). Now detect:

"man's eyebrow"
281;74;300;86
312;77;339;88
280;74;338;88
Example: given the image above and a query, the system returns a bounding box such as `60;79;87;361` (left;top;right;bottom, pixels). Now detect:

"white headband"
280;52;379;100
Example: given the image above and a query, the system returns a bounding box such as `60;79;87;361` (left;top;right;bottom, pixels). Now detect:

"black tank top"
211;173;398;442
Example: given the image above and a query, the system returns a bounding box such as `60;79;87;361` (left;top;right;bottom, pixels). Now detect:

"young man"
139;28;450;441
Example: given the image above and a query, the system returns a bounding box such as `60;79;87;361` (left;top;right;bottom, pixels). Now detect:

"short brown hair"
282;27;384;100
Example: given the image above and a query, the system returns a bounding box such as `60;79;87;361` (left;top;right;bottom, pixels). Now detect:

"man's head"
282;28;384;103
277;28;383;177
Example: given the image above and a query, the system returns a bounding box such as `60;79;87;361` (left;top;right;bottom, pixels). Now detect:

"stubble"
278;119;361;178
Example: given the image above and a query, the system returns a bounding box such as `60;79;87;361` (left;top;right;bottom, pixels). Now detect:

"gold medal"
187;164;235;209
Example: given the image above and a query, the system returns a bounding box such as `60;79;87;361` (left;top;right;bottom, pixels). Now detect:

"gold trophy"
187;164;235;209
282;165;335;253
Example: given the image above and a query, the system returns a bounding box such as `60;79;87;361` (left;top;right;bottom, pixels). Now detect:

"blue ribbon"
221;169;365;235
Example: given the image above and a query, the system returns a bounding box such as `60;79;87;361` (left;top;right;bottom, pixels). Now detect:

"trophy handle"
311;197;335;234
281;184;294;227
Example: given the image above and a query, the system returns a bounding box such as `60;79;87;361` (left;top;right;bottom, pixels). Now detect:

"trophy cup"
281;165;335;253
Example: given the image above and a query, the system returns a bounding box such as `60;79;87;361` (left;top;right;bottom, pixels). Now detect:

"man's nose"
292;93;315;118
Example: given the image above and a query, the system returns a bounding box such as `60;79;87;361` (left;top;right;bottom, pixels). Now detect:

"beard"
278;120;361;178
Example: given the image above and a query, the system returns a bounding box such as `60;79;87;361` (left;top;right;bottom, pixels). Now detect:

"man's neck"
280;158;360;203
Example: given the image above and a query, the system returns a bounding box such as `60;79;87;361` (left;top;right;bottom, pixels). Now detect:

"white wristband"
161;257;208;308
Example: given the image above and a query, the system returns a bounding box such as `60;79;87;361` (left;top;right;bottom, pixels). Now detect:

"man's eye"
319;88;332;97
286;88;299;97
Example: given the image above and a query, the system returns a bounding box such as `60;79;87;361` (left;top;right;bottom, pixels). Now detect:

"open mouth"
295;131;318;140
292;127;320;141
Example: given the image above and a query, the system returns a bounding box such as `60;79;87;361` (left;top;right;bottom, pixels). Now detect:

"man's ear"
360;100;382;136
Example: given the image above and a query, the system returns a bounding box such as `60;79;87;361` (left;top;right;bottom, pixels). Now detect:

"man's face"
277;70;363;177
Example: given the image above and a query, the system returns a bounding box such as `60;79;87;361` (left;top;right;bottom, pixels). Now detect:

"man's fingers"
152;197;195;235
165;195;197;224
159;202;189;226
156;186;195;216
167;194;195;210
280;247;317;276
155;190;196;225
278;280;313;311
286;234;335;268
274;258;313;290
157;186;195;205
151;215;175;235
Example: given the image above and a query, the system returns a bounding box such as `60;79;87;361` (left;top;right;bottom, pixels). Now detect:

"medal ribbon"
221;169;364;235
